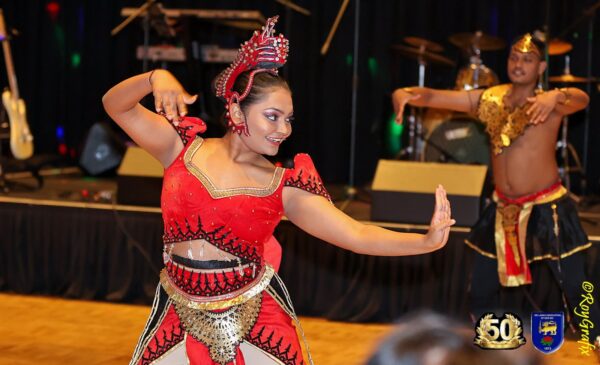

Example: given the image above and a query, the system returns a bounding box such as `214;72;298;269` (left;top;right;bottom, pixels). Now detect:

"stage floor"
0;293;593;365
1;170;600;240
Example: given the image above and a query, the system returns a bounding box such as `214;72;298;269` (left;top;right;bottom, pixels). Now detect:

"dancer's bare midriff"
167;239;240;262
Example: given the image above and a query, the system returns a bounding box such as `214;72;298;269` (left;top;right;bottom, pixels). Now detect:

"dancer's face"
507;50;546;86
237;87;293;156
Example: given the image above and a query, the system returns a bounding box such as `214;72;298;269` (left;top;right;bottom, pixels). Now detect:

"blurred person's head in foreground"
366;311;543;365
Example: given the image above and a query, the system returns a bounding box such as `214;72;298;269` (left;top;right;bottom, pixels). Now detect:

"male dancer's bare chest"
490;116;562;196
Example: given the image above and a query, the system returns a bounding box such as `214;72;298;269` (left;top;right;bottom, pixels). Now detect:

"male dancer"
392;33;599;351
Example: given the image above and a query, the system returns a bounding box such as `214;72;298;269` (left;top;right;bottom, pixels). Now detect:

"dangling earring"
226;94;250;136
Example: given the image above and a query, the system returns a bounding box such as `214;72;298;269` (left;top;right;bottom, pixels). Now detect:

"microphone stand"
321;0;361;210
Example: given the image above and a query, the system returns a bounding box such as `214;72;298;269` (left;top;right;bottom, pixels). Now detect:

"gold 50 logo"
474;312;527;349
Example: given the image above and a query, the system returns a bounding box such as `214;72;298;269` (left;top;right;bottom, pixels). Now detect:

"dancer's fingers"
154;93;163;114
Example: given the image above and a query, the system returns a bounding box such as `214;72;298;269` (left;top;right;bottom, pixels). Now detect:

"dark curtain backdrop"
3;202;598;322
1;0;599;190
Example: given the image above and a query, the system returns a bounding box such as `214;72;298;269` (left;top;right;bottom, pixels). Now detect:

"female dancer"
103;16;454;365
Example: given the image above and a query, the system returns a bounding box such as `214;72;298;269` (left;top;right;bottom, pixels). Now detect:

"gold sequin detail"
174;293;262;365
477;84;532;155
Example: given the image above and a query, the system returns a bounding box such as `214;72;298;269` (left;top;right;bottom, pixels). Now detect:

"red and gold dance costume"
129;17;330;365
129;116;329;365
465;82;592;286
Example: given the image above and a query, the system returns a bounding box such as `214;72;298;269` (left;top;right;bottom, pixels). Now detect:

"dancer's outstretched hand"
424;185;455;250
391;88;421;124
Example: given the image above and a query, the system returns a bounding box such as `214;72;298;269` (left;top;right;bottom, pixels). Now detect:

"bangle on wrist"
555;87;570;105
148;69;157;87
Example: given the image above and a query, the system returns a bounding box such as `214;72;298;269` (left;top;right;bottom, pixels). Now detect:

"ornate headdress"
511;33;541;57
214;16;289;135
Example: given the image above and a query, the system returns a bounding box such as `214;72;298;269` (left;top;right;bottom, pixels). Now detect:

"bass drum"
423;109;490;166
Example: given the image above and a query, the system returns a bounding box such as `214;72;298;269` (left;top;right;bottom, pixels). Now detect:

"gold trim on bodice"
184;137;285;199
477;84;534;155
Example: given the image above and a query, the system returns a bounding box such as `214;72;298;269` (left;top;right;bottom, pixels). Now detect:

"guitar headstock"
0;9;6;41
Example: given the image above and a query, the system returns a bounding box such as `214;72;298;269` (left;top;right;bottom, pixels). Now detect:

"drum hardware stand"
555;0;600;197
466;37;484;90
555;120;594;221
401;54;428;162
414;57;427;161
556;115;582;193
553;54;593;208
468;56;482;90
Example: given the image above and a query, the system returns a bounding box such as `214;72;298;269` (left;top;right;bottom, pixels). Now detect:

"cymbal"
548;74;596;83
548;39;572;56
403;36;444;53
391;44;456;67
449;31;506;51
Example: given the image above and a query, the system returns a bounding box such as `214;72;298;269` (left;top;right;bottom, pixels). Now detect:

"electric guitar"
0;8;33;160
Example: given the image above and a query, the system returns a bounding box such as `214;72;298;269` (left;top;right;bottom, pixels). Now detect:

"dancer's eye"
264;113;278;122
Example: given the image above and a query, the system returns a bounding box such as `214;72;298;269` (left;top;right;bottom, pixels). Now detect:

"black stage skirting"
1;200;599;323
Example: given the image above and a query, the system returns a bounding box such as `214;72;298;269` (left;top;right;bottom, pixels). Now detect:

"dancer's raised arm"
102;70;196;166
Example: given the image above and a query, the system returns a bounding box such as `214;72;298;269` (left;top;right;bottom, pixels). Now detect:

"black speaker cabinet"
79;122;125;175
117;147;163;207
371;160;487;226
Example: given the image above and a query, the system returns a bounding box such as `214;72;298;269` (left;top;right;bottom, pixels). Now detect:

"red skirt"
129;270;309;365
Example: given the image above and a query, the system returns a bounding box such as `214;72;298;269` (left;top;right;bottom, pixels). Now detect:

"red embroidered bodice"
161;117;331;266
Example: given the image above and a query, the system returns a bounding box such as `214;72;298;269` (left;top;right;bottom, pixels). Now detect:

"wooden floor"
0;293;595;364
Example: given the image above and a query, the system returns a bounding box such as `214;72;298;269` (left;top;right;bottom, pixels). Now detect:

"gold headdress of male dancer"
512;33;541;57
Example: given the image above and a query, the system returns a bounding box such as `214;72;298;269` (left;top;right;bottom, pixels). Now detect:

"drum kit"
392;31;504;164
392;31;598;191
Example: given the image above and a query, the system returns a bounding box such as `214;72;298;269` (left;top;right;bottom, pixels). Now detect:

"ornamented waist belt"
164;257;259;297
493;181;566;287
160;263;274;310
